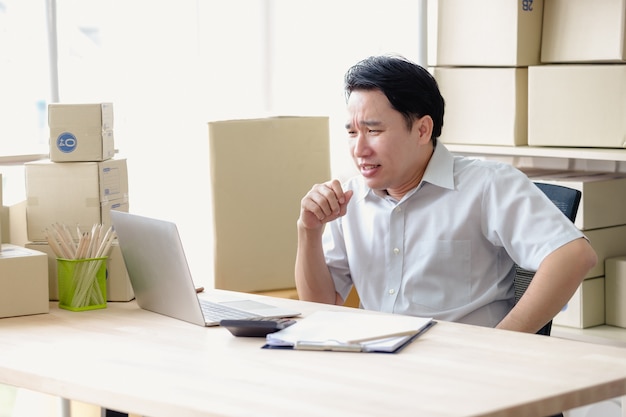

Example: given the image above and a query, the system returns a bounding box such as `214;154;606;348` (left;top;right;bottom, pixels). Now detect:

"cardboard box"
2;201;27;247
605;256;626;328
528;65;626;148
23;242;57;300
0;244;49;318
527;171;626;230
0;173;3;243
49;103;115;162
585;225;626;279
25;158;129;242
106;241;134;301
434;67;528;146
429;0;544;67
553;276;605;328
541;0;626;63
208;116;330;292
25;241;134;302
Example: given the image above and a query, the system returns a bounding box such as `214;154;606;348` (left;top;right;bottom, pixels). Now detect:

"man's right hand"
298;179;354;230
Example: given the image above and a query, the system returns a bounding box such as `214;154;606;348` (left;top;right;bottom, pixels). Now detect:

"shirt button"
393;248;400;255
388;289;395;295
396;207;402;213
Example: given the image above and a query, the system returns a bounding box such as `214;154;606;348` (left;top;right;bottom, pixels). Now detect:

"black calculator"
220;318;297;337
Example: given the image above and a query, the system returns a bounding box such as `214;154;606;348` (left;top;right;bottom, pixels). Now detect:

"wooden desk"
0;292;625;417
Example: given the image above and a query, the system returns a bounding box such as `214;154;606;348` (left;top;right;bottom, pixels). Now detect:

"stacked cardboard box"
24;103;134;302
1;155;49;318
430;0;626;149
0;244;49;318
606;256;626;328
48;103;115;162
528;0;626;148
0;174;2;242
524;170;626;328
429;0;544;146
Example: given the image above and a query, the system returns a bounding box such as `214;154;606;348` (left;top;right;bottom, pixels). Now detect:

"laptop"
110;210;300;327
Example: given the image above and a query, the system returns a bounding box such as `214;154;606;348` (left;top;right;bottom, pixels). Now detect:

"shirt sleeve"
322;217;354;302
481;164;585;271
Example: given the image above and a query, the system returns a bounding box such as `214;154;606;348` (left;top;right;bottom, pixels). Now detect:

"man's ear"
414;115;434;144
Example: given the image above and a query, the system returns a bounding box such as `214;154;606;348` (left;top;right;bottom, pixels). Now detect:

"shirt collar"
421;141;455;190
355;141;456;203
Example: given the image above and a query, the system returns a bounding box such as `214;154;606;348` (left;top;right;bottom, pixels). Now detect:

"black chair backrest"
534;182;582;223
513;182;582;336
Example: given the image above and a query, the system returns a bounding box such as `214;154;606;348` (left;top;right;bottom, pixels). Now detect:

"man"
295;55;597;333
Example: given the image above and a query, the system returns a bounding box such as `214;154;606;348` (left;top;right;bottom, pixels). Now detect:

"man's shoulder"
453;154;524;178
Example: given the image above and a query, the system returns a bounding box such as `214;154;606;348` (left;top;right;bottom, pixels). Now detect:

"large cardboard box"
527;171;626;230
49;103;115;162
605;256;626;328
25;158;129;242
0;173;3;243
2;201;28;247
585;225;626;279
106;241;134;301
0;244;49;318
434;67;528;146
553;276;605;328
528;65;626;148
23;242;57;300
208;116;330;292
541;0;626;63
429;0;544;67
25;241;134;302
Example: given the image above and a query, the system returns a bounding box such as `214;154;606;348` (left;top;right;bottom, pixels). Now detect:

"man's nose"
353;132;370;157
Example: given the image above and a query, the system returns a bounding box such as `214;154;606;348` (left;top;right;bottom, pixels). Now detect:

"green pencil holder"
57;257;108;311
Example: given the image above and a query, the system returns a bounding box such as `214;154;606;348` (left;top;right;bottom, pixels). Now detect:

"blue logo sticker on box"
56;132;77;153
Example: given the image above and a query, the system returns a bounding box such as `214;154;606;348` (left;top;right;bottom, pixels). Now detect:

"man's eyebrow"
344;120;382;129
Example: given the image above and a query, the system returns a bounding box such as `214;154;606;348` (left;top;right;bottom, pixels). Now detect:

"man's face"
345;89;429;198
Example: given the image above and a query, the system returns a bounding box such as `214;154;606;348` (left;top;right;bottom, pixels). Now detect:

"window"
0;0;51;205
0;0;51;157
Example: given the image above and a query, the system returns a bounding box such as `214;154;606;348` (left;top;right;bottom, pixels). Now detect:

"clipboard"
263;311;436;353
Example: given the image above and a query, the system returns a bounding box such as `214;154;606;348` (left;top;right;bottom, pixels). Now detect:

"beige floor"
0;385;16;417
0;384;140;417
0;385;68;417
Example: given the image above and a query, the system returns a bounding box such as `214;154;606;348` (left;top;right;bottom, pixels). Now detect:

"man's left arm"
496;237;597;333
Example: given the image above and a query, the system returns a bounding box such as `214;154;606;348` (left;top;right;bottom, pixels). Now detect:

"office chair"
513;182;582;337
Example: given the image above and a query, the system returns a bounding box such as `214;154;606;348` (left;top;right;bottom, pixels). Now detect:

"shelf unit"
446;144;626;163
0;154;47;165
552;324;626;348
447;143;626;347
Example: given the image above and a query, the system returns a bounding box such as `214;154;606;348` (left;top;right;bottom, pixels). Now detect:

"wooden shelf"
552;325;626;348
446;144;626;162
0;154;47;165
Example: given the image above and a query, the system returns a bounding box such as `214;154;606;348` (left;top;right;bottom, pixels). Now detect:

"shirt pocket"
404;240;471;311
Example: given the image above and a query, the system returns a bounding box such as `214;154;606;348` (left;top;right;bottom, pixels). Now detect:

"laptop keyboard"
199;299;261;322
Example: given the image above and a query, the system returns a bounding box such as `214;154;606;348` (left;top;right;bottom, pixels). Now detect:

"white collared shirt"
323;143;584;327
